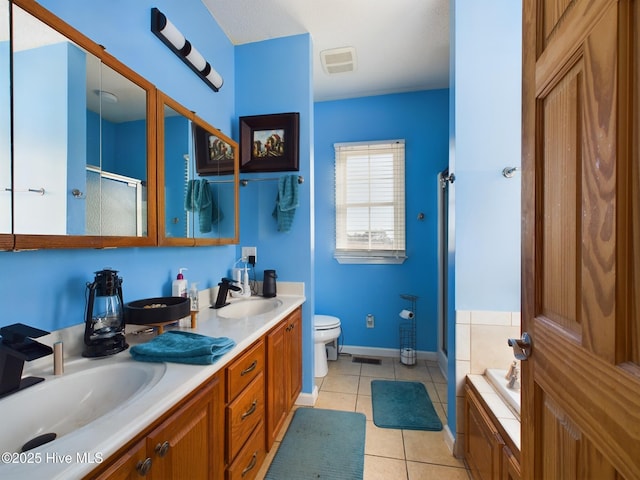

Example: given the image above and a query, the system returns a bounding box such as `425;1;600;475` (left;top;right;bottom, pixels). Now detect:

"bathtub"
485;368;521;418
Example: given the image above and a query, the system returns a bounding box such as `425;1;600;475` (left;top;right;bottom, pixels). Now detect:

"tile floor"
256;355;471;480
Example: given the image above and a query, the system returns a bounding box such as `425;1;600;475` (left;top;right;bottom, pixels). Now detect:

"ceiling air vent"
320;47;357;74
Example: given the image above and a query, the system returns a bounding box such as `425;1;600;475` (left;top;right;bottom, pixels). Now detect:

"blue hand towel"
272;175;299;232
184;179;224;234
130;331;236;365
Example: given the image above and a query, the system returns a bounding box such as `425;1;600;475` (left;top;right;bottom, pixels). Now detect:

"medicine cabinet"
0;0;11;249
157;92;239;246
8;0;157;249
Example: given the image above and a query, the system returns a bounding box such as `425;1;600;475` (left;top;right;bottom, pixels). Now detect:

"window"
334;140;406;264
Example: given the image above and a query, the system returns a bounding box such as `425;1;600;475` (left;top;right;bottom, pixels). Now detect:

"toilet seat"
315;314;341;330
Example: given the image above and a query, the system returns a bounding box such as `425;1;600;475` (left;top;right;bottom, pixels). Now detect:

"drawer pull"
136;458;152;476
241;400;258;420
155;441;170;457
241;360;258;376
242;452;258;477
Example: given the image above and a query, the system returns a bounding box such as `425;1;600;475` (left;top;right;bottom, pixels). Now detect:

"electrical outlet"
366;314;374;328
242;246;257;263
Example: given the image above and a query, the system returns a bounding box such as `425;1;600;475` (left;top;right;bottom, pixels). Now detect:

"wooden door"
285;308;302;409
266;320;287;450
522;1;640;479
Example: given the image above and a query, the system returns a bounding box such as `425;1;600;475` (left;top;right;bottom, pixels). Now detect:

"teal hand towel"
130;331;236;365
272;175;299;232
185;179;223;234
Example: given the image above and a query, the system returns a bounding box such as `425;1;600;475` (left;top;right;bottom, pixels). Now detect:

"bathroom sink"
0;361;166;453
217;297;282;319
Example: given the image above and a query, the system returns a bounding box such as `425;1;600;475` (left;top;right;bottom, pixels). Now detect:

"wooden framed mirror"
157;91;238;246
0;0;12;249
10;0;156;249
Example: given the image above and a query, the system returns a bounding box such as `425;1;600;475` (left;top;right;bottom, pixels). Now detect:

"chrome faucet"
0;323;53;398
505;361;520;390
212;278;242;309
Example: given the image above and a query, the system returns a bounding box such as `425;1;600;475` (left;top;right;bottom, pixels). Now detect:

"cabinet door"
464;386;504;480
266;320;287;450
501;446;521;480
147;376;222;480
285;308;302;409
92;440;149;480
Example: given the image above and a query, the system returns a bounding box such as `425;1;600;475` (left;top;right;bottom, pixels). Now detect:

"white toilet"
314;315;342;378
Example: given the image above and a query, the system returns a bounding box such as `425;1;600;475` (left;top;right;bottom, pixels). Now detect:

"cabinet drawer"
226;340;264;402
226;420;266;480
227;372;265;463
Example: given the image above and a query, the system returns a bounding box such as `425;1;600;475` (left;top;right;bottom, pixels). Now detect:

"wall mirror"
0;0;12;249
158;91;238;246
10;0;156;249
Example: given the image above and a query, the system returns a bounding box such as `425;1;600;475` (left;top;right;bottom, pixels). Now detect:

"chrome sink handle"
508;332;532;361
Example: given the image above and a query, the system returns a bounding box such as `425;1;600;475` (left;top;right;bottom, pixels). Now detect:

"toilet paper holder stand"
399;294;418;366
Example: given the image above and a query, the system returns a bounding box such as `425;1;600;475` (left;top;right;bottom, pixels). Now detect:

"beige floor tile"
365;421;405;459
315;390;357;411
364;455;407;480
403;430;464;467
321;373;360;394
328;356;362;376
434;402;448;423
435;382;448;403
429;365;447;384
407;461;471;480
395;363;431;382
259;354;470;479
361;362;396;378
358;376;375;396
356;394;372;420
425;381;440;402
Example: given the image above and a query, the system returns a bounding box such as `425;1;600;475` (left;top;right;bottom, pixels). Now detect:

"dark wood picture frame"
239;112;299;172
193;123;235;176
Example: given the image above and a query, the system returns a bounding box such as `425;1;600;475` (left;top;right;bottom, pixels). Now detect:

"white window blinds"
334;140;406;264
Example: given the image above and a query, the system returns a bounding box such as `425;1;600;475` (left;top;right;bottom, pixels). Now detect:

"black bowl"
124;297;190;325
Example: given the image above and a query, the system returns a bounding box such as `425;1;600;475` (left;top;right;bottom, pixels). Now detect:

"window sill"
334;254;407;265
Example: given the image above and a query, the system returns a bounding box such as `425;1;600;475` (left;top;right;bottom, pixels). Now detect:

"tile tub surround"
256;355;472;480
454;309;520;457
2;291;305;479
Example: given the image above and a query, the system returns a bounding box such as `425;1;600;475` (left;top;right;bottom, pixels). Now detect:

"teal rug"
265;408;366;479
371;380;443;431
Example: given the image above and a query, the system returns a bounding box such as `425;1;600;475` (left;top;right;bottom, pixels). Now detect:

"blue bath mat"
371;380;443;431
265;408;366;479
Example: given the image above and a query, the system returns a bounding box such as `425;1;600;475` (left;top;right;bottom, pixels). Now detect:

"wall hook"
502;167;519;178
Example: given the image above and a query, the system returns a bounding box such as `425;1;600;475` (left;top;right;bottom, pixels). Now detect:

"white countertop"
0;290;305;480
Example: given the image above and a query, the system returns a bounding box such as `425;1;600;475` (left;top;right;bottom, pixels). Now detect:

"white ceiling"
201;0;450;102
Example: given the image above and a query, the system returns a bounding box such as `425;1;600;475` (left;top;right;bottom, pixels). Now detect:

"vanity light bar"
150;7;223;92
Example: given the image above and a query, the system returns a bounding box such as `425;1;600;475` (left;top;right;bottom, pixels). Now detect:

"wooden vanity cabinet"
91;306;303;480
266;307;302;450
464;379;521;480
224;339;266;479
91;374;224;480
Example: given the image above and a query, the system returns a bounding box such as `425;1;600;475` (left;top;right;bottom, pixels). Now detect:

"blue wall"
314;90;449;353
234;34;315;394
453;0;522;312
0;0;237;333
447;0;522;438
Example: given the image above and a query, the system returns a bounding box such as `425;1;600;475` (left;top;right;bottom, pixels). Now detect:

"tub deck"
466;371;521;451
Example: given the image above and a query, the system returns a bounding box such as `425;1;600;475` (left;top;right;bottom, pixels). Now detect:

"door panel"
522;0;640;479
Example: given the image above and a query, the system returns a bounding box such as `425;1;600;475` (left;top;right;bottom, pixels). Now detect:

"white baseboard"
443;425;456;454
340;345;438;362
295;385;318;407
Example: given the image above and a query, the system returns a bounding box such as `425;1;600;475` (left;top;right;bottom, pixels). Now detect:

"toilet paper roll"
399;309;414;319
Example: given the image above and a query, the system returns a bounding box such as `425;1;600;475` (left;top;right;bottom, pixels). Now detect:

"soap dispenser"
172;268;188;297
